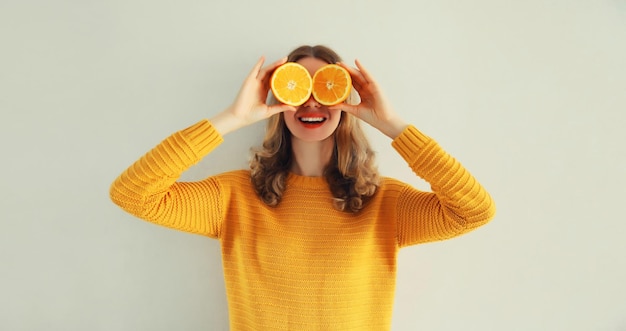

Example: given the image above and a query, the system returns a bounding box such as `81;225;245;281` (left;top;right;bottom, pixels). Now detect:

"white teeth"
300;117;325;122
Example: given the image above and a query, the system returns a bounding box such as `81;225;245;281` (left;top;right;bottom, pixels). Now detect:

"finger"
248;56;266;79
257;56;288;81
268;103;297;116
269;56;289;68
354;59;378;85
350;79;366;93
328;102;345;111
338;61;368;87
344;75;369;99
329;102;359;115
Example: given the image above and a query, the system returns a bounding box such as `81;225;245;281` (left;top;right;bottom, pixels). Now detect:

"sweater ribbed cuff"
391;125;431;163
180;119;224;157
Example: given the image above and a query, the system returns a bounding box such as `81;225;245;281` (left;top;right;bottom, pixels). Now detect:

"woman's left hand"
329;60;408;139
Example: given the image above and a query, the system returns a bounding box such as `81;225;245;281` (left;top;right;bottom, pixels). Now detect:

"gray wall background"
2;0;625;330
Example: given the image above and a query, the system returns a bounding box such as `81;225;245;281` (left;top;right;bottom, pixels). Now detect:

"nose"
302;95;320;108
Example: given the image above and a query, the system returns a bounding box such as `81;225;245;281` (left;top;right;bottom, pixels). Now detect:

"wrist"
380;117;409;140
209;109;246;136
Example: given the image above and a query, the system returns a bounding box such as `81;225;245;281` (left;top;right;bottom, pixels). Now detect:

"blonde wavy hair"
250;45;380;213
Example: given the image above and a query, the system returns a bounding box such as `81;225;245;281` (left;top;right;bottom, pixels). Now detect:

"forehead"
296;57;328;76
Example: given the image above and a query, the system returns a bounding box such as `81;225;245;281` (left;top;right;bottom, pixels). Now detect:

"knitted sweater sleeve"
391;125;496;247
109;120;225;238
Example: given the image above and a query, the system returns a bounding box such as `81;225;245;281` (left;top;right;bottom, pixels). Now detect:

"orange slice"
270;62;312;106
312;64;352;106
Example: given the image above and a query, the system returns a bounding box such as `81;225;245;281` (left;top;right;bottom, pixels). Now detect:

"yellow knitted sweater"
110;119;495;330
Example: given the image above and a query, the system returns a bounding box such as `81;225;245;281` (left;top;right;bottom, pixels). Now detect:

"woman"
110;45;496;330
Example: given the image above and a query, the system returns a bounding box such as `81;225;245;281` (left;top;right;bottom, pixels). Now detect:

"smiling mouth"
298;117;327;124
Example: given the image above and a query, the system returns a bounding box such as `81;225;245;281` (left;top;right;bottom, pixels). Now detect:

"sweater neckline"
287;172;329;190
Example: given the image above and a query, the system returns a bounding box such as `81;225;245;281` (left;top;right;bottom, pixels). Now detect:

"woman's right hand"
210;57;296;136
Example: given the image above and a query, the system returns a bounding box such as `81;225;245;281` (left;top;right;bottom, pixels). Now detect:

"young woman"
110;45;496;330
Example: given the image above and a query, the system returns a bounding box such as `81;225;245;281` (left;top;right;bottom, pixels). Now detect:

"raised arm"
391;125;495;247
109;120;225;237
333;60;495;246
109;56;297;237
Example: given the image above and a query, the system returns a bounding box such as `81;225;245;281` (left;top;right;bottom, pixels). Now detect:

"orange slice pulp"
311;64;352;106
270;62;312;106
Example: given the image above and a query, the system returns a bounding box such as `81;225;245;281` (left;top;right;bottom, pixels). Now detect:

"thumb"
329;102;359;115
268;104;297;116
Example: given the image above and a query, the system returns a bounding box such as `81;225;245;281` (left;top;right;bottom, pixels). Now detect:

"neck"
290;136;335;177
